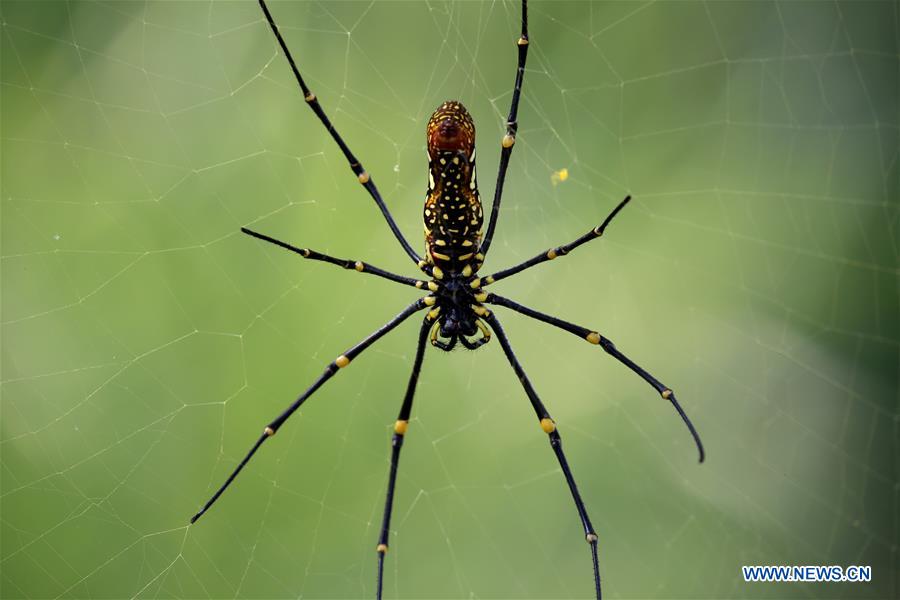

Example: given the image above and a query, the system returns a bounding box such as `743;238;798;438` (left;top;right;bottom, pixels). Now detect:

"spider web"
1;1;897;598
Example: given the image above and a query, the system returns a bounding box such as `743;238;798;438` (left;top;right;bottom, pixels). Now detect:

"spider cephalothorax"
194;2;705;599
427;272;491;351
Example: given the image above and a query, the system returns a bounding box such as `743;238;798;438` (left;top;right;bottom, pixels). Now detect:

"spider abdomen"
424;101;483;273
424;176;482;270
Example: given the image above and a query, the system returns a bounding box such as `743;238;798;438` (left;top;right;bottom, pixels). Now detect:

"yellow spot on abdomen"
336;355;350;368
394;420;408;435
540;418;556;433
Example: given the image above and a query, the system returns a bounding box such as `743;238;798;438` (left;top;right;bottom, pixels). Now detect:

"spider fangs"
420;101;492;351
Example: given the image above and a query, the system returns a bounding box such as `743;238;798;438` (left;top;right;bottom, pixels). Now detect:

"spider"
190;1;705;598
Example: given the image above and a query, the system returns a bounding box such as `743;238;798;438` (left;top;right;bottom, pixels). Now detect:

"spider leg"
190;297;430;524
375;315;433;599
257;0;423;268
481;195;631;287
485;293;705;463
458;319;492;350
479;0;529;258
484;312;602;600
242;227;431;290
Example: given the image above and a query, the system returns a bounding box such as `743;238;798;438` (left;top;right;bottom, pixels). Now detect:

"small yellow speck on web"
551;167;569;186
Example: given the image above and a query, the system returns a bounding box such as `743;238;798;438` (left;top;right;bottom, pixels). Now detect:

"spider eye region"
432;305;480;352
427;280;489;352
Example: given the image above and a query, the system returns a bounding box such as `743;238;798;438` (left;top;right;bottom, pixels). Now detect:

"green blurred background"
1;1;897;598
